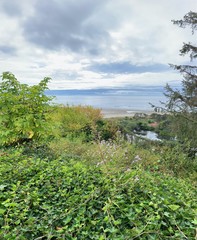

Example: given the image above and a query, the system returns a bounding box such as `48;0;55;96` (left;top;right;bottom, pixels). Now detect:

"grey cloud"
87;62;169;74
22;0;110;54
0;45;16;55
1;0;22;16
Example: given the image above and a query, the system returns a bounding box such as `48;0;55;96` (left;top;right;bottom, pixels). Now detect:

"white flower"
134;176;140;182
125;168;131;172
134;155;141;161
133;155;142;163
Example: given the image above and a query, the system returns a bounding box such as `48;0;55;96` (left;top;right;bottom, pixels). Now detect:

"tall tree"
164;11;197;149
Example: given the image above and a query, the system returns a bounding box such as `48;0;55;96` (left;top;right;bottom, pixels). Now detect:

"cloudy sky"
0;0;196;89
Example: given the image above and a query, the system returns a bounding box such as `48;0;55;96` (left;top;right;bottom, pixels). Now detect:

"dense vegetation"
0;72;53;146
161;11;197;150
0;147;196;239
0;72;196;239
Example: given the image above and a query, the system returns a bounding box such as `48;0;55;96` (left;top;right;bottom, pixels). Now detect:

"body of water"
46;86;166;111
137;131;161;141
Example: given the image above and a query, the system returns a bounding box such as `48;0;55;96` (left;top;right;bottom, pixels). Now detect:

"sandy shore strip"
101;108;154;118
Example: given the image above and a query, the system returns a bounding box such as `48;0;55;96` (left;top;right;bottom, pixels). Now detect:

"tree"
164;11;197;150
0;72;53;145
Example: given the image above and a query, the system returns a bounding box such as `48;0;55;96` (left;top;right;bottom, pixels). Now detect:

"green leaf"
169;204;180;211
192;219;197;225
63;216;72;225
0;209;6;215
0;184;7;190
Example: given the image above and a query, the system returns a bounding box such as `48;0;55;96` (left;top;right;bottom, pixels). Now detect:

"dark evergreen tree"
164;11;197;151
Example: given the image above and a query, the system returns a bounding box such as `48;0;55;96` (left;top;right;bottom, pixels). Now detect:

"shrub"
0;148;196;239
0;72;53;146
50;105;102;141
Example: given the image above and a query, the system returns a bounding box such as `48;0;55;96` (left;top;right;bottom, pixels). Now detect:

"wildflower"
132;155;142;163
134;155;141;161
125;168;131;172
96;160;105;166
134;176;140;182
126;134;132;143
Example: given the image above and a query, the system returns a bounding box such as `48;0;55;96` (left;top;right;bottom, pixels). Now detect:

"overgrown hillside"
0;72;196;239
0;146;196;239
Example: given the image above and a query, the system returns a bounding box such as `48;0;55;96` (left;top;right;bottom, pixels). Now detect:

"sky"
0;0;196;89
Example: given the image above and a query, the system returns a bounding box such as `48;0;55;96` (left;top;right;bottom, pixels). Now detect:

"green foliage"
95;119;119;141
49;105;119;142
0;148;196;239
158;143;197;178
91;135;197;180
164;11;197;148
0;69;196;239
117;117;154;135
50;105;102;141
154;116;175;140
0;72;53;145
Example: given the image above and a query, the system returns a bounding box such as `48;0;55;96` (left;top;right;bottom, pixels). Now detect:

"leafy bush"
0;148;196;239
95;119;119;141
158;143;197;178
50;105;102;141
0;72;53;146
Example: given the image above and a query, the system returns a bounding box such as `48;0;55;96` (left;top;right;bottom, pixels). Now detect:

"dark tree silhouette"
164;11;197;150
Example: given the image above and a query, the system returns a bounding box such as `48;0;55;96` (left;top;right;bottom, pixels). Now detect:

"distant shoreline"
101;108;155;118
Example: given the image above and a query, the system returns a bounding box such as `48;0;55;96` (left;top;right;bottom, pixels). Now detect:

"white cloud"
0;0;196;89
